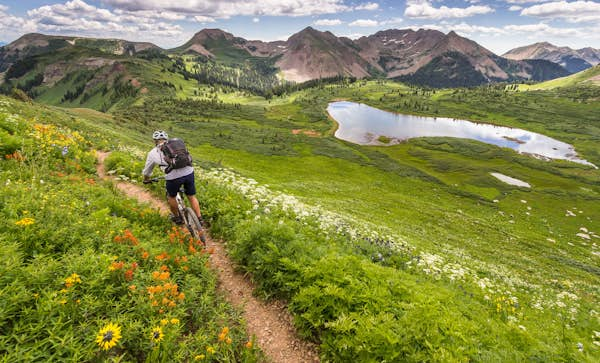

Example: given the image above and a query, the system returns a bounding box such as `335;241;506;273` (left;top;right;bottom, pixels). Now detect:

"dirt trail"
96;151;319;363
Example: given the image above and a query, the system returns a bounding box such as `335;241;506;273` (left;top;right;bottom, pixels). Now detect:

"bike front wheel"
183;207;205;245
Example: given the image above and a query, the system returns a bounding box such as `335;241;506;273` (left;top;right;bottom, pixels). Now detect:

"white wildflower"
576;233;590;240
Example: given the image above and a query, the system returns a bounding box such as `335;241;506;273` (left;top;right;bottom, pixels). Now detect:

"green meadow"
1;76;599;361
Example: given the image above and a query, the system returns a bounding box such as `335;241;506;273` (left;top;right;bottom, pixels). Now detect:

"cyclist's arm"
142;149;158;181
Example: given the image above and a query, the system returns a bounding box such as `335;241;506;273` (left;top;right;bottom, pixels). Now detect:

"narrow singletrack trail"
96;151;319;363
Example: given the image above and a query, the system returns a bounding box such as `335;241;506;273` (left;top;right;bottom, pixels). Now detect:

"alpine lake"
327;101;596;168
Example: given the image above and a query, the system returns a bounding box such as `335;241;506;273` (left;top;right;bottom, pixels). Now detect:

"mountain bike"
145;177;206;245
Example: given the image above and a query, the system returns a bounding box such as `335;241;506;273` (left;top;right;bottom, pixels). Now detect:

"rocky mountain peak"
190;28;235;42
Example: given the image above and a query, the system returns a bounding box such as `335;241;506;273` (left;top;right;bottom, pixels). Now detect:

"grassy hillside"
110;80;599;360
0;96;262;361
1;44;286;110
514;65;600;90
2;75;600;361
0;46;207;111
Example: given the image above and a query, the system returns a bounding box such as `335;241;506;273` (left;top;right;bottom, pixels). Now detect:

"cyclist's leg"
167;196;179;216
188;195;201;220
165;178;183;219
182;173;202;220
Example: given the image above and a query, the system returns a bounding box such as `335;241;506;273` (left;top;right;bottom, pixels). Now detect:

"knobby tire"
184;207;205;245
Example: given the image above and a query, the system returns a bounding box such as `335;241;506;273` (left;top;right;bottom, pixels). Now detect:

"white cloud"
28;0;114;23
349;19;379;27
355;2;379;11
521;1;600;23
0;7;38;36
407;20;588;40
404;0;494;19
452;22;507;35
252;17;260;23
21;0;183;42
509;6;523;11
314;18;343;26
504;22;584;37
505;0;551;3
103;0;350;17
346;33;367;39
381;17;404;26
114;9;186;21
194;15;216;23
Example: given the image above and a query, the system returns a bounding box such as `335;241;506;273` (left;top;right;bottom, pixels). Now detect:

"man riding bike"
142;130;203;226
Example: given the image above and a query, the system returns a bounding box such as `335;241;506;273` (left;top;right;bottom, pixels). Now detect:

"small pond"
327;101;596;168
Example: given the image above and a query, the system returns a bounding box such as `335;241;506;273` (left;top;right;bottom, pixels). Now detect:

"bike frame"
148;177;205;244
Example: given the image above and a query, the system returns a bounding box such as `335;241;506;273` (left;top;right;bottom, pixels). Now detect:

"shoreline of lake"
327;101;596;169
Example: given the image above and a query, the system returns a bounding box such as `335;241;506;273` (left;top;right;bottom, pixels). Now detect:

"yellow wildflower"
95;323;122;351
15;217;35;226
170;318;180;325
150;326;164;343
206;346;216;354
194;355;205;360
160;319;169;326
65;273;81;288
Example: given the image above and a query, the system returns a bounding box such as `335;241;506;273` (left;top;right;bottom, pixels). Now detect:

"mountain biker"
142;130;203;225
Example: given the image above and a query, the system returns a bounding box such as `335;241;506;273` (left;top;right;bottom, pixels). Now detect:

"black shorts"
165;172;196;197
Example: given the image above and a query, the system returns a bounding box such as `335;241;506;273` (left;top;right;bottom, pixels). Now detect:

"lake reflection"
328;101;596;168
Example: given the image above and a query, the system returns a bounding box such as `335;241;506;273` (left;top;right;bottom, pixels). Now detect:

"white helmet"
152;130;168;140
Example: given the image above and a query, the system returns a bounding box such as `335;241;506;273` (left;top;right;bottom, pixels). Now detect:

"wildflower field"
0;97;261;361
2;76;600;362
120;81;600;361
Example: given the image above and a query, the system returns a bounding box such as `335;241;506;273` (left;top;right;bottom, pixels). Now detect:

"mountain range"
503;42;600;74
1;27;595;108
166;27;570;86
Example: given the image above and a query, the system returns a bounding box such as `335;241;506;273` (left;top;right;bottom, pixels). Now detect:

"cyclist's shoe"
170;214;184;225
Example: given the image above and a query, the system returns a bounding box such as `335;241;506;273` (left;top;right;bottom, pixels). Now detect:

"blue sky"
0;0;598;54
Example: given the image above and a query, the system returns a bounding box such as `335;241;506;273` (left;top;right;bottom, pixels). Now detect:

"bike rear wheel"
183;207;205;245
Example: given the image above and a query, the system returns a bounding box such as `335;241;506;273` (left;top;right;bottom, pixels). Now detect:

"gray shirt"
142;144;194;180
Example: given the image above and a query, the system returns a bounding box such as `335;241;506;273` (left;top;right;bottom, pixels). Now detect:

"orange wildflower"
109;261;124;271
156;251;169;261
124;269;134;281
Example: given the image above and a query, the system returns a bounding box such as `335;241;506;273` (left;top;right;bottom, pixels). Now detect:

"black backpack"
160;138;192;173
